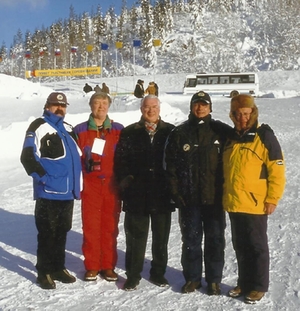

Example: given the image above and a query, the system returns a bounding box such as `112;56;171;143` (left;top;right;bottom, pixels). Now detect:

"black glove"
174;195;186;209
119;175;134;192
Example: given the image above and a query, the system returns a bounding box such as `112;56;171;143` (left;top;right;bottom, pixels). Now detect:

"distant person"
134;79;144;98
74;92;123;282
20;92;82;290
164;91;231;295
224;95;286;304
101;82;110;94
114;95;175;291
154;82;159;96
83;83;93;93
145;82;157;96
94;84;102;93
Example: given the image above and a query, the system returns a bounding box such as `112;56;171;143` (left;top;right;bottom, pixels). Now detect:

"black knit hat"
190;91;212;112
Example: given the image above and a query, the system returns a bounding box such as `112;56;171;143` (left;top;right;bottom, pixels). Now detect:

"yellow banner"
30;67;101;77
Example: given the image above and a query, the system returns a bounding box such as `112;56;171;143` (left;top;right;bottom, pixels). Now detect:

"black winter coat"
134;83;144;98
114;118;175;215
164;113;232;208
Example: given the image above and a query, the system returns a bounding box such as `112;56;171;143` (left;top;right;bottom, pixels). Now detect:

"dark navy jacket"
164;113;231;208
114;118;174;215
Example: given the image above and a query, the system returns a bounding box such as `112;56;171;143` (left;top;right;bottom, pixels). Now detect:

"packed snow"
0;71;299;311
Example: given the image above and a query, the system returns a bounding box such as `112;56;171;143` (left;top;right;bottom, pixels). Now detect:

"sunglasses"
50;103;68;108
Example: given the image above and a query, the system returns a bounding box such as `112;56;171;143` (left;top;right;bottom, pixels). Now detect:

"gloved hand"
119;175;134;192
174;195;186;209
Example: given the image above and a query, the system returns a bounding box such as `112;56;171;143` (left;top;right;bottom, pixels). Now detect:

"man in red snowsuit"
74;92;123;282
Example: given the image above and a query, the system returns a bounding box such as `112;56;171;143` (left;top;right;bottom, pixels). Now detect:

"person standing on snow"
164;91;231;295
134;79;145;98
83;83;93;93
145;81;157;96
114;95;175;291
74;92;123;282
20;92;82;290
94;84;102;93
101;82;110;94
223;95;286;304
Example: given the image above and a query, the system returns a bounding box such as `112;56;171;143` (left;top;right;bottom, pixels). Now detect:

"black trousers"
124;211;172;281
179;205;225;283
35;198;74;275
229;212;269;293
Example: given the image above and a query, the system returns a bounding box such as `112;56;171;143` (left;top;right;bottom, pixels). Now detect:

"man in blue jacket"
20;92;82;290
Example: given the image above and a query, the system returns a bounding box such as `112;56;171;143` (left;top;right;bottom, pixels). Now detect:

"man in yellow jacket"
223;95;285;304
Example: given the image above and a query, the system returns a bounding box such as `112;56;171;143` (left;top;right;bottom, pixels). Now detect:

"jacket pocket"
44;174;69;195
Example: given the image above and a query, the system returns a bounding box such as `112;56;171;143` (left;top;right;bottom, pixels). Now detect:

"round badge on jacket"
183;144;190;151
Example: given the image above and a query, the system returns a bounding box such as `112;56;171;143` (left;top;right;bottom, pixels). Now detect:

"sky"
0;70;299;310
0;0;138;47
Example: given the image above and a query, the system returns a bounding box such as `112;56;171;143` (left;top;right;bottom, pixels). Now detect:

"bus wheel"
230;90;239;98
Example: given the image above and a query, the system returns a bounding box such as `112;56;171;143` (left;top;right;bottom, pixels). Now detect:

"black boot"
37;274;56;289
51;269;76;283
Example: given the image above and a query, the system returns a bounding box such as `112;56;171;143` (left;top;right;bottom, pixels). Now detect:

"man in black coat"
164;91;232;295
114;95;174;291
133;79;145;98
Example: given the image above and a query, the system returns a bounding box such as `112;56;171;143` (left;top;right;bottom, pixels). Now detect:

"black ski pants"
179;205;225;284
35;198;74;275
124;211;172;282
229;212;269;293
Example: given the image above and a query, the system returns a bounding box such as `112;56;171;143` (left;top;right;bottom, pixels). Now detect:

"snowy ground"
0;71;299;310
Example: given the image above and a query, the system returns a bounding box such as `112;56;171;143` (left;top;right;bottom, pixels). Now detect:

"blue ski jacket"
20;109;82;200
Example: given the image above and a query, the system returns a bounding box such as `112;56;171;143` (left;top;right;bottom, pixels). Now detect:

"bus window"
220;76;229;84
186;78;197;87
248;74;255;83
197;77;207;84
241;76;250;83
208;76;219;84
230;77;240;83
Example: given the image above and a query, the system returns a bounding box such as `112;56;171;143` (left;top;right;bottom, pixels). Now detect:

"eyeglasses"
235;112;251;118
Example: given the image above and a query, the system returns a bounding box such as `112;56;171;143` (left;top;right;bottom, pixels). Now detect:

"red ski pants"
81;176;121;271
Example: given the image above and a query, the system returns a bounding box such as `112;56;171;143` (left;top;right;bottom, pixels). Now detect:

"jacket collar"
43;109;64;125
136;116;162;129
188;113;212;127
87;114;112;131
233;121;258;142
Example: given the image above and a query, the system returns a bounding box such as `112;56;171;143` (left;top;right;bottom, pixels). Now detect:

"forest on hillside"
0;0;299;79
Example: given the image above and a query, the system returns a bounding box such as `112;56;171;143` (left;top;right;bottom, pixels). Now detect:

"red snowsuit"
74;115;123;271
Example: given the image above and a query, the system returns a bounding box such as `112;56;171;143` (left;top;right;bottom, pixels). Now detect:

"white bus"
183;72;259;97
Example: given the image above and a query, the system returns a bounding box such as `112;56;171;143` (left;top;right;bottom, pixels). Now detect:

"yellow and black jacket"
223;123;285;215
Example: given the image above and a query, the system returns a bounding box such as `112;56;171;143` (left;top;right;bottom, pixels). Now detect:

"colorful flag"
153;39;161;47
101;43;109;50
86;44;93;52
71;46;77;53
55;49;61;56
133;40;141;47
25;51;31;59
115;41;123;49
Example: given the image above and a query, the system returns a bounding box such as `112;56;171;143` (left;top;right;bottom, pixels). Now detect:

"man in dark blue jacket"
20;92;82;290
165;91;232;295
